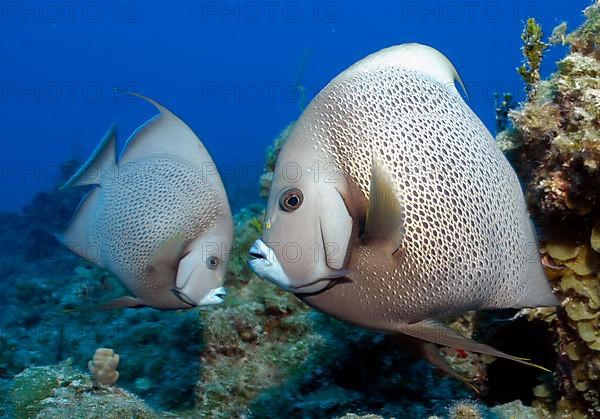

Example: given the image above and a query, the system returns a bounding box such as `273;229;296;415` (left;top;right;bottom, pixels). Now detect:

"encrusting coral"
88;348;120;386
447;400;482;419
498;3;600;416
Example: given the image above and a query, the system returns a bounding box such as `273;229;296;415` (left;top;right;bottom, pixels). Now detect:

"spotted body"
300;50;553;323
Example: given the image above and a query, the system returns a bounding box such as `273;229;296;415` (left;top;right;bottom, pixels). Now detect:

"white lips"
248;239;293;291
198;286;227;306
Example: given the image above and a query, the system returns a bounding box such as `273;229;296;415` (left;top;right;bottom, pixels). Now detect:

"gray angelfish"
58;93;233;310
249;44;558;386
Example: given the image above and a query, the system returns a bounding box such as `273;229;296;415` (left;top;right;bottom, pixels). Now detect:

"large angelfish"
58;94;233;309
249;44;558;386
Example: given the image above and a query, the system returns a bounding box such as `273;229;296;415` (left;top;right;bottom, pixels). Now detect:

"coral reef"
498;2;600;417
5;4;600;418
502;4;600;227
195;276;318;418
225;204;264;284
88;348;120;386
447;400;481;419
196;280;475;418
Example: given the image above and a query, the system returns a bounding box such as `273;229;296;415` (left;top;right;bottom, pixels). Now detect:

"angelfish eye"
206;256;219;270
279;188;304;212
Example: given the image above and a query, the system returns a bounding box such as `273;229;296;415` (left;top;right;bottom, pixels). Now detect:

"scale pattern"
92;155;221;295
302;65;530;320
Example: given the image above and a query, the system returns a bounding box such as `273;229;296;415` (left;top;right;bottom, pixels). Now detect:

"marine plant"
517;17;549;99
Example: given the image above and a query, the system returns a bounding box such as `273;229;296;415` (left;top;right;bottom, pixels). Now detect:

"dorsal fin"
55;188;105;268
345;43;467;98
146;233;186;289
61;124;117;189
118;92;210;166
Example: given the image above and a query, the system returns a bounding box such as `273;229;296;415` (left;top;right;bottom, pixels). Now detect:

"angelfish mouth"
199;286;227;305
248;239;292;290
249;250;265;259
248;240;338;294
248;240;270;262
171;286;227;307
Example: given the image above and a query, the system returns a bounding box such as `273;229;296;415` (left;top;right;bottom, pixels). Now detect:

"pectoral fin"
398;319;551;372
147;234;186;286
362;153;404;253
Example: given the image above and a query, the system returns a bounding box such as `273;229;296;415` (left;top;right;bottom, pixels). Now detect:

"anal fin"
398;319;551;372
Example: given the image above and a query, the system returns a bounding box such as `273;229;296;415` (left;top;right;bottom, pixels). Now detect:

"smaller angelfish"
58;93;233;309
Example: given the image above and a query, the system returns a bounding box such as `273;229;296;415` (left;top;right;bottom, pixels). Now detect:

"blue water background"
0;0;587;212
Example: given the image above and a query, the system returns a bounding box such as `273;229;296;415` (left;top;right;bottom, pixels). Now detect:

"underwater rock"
195;277;317;418
489;399;545;419
11;360;164;419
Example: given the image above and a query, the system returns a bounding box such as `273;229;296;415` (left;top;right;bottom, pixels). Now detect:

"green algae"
518;18;549;99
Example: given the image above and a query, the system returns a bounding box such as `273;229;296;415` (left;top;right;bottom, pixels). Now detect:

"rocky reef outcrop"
498;3;600;417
